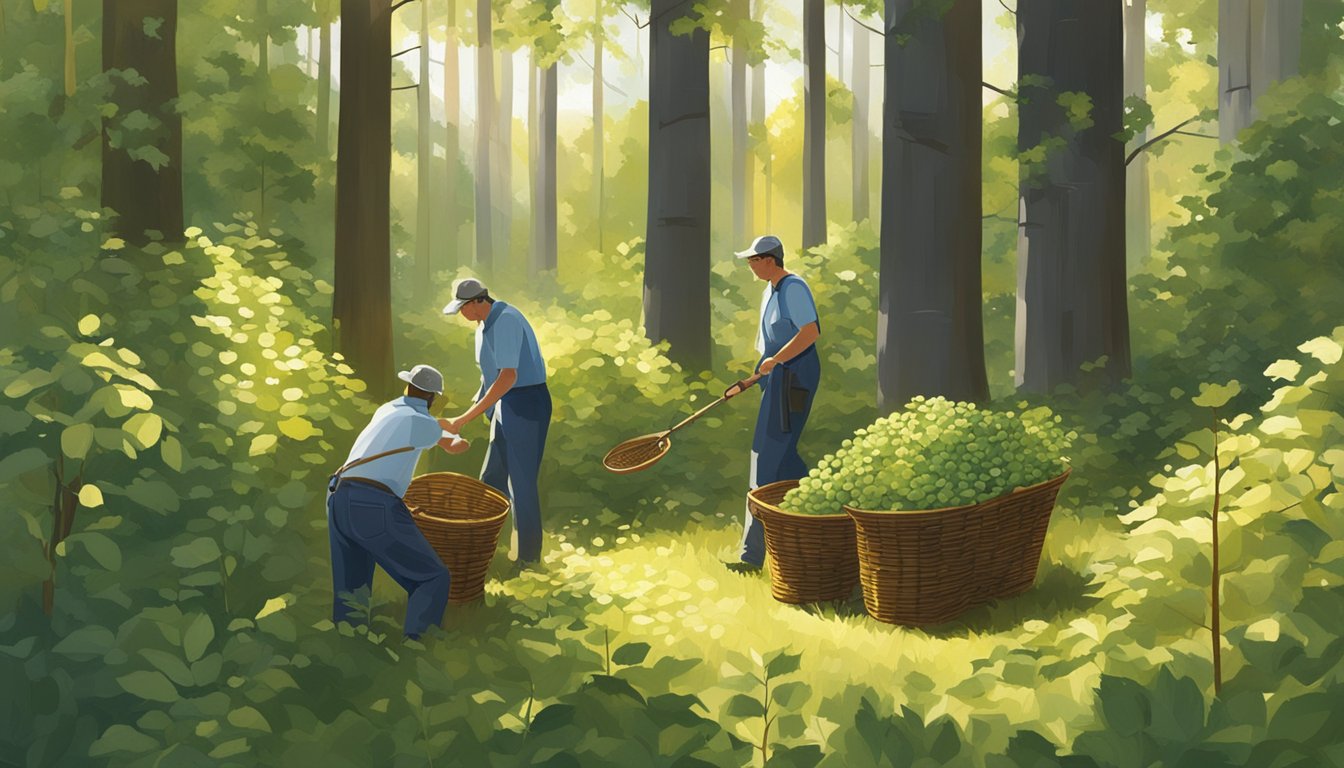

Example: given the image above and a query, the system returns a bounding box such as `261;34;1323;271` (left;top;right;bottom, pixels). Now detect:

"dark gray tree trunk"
495;47;513;265
1218;0;1302;143
851;13;870;223
593;4;606;254
750;8;764;235
101;0;183;245
333;0;394;390
1124;0;1149;269
257;0;269;76
731;0;748;248
317;21;332;155
530;62;558;274
802;0;826;248
474;0;494;267
1015;0;1129;392
416;0;433;294
645;0;711;369
877;0;988;410
444;0;460;265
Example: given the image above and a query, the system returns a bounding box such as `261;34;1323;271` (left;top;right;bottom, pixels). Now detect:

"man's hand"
442;415;469;435
757;356;779;376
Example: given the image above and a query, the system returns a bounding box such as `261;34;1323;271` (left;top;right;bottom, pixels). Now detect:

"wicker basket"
403;472;511;605
747;480;860;604
844;469;1070;627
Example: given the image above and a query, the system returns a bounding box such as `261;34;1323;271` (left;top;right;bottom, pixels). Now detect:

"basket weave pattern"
747;480;860;604
403;472;510;605
844;469;1070;627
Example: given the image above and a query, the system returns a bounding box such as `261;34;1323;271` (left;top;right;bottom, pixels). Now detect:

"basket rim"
405;471;511;525
602;432;671;475
747;479;850;521
843;466;1071;518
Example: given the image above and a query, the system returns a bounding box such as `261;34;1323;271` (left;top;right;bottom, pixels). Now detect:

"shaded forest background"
4;0;1344;765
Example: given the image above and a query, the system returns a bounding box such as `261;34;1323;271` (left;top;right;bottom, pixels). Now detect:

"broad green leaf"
1263;359;1301;382
3;369;56;398
88;725;158;757
255;595;289;619
723;693;766;719
170;537;221;568
62;424;95;459
611;642;651;666
277;416;318;441
765;650;802;678
123;413;163;449
78;314;101;336
1094;675;1150;737
249;434;278;456
1298;337;1343;365
227;706;271;732
115;385;154;411
183;614;214;663
1192;381;1241;409
79;532;121;570
160;436;183;471
78;484;105;508
770;681;811;709
52;626;116;658
0;448;48;483
116;670;177;703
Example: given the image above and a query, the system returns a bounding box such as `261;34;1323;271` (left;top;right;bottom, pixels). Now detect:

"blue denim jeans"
480;384;552;563
327;481;450;638
740;348;820;565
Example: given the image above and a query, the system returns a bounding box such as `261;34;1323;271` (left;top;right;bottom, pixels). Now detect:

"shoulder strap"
334;446;415;478
776;274;822;335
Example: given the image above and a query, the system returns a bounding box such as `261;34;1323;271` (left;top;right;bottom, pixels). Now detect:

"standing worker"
724;236;822;571
442;278;552;566
328;365;470;639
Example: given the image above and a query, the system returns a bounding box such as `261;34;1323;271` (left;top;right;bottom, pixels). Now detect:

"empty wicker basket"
747;480;860;604
844;469;1070;627
403;472;510;604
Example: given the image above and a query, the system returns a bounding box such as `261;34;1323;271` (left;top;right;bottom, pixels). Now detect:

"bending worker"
724;236;822;570
328;364;469;639
443;278;552;566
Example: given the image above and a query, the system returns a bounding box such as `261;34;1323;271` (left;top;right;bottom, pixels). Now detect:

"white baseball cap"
734;235;785;261
397;364;444;394
442;277;490;315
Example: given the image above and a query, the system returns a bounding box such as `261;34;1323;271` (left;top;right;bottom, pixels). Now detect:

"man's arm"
446;368;518;432
758;321;820;375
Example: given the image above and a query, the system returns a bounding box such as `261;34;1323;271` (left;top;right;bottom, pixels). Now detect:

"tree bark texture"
530;62;558;274
318;21;332;155
1218;0;1302;143
474;0;494;267
1015;0;1130;392
444;0;459;265
731;0;748;248
877;0;988;411
101;0;184;245
1124;0;1149;270
802;0;826;248
333;0;395;389
644;0;711;370
851;12;871;223
416;0;433;293
593;3;606;254
494;46;513;264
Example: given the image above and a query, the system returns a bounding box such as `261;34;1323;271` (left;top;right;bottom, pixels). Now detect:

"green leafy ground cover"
3;191;1344;764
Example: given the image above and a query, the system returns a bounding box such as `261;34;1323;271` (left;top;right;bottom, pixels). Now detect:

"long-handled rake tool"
603;373;764;474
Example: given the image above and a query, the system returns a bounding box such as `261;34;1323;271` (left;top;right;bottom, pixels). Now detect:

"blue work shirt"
756;274;820;358
476;302;547;396
342;397;446;497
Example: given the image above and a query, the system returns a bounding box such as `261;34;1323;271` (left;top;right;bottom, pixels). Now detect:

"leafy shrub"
782;397;1074;514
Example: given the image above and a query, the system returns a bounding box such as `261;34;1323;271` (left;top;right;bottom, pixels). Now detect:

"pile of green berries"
780;396;1074;515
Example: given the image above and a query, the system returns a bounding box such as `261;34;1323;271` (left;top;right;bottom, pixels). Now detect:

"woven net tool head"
602;433;671;474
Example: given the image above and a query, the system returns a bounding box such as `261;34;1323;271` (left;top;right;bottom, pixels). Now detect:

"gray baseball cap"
397;364;444;394
734;235;785;261
442;277;489;315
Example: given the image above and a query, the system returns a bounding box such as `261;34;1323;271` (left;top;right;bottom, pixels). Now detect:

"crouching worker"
327;364;470;639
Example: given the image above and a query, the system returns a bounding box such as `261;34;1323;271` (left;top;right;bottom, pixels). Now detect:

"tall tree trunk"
851;13;870;222
529;55;539;271
444;0;459;264
1015;0;1129;392
645;0;711;370
474;0;494;267
531;62;557;274
837;1;846;85
494;47;513;265
417;0;433;294
333;0;394;389
257;0;269;76
1219;0;1302;143
593;4;606;254
750;15;764;235
64;0;75;95
730;0;748;248
318;21;332;155
101;0;183;245
877;0;987;410
802;0;826;248
1124;0;1149;269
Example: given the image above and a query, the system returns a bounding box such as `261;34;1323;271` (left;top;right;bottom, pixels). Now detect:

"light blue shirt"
756;274;819;357
476;302;547;398
342;397;444;497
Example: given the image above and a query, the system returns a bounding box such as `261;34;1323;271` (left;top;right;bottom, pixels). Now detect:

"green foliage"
782;397;1074;514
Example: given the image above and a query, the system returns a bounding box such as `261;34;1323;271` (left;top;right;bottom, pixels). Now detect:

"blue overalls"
741;274;821;565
